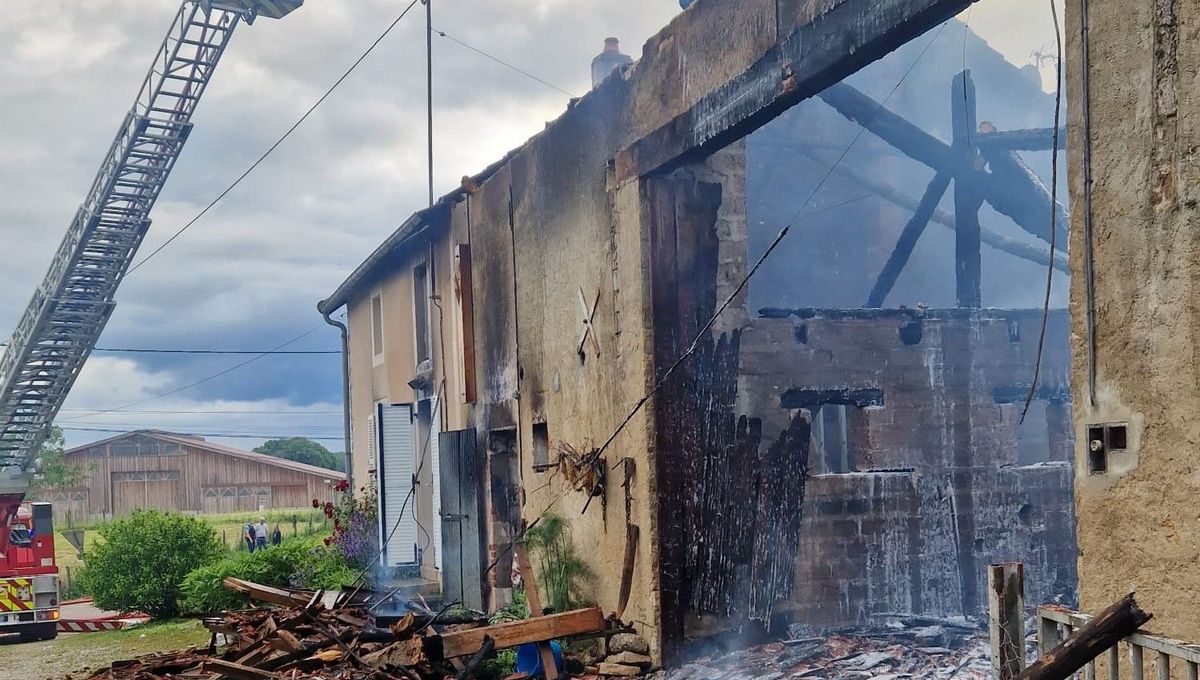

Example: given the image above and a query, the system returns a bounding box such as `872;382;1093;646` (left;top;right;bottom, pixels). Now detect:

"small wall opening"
531;422;551;472
1087;425;1107;474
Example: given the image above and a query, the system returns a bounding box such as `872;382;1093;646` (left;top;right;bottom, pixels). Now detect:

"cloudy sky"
0;0;1062;451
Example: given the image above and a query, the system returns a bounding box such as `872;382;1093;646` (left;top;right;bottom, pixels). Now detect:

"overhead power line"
58;408;342;415
59;426;343;442
89;347;339;355
432;27;577;98
124;0;423;275
57;326;323;422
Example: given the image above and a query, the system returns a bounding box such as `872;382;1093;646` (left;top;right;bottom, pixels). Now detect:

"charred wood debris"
80;574;1007;680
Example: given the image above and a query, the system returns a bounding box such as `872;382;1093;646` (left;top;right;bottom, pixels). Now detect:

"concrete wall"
1066;0;1200;640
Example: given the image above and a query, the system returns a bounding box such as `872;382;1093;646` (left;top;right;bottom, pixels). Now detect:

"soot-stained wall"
740;309;1078;625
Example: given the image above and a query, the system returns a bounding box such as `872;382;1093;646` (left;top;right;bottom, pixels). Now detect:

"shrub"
83;510;223;618
180;537;354;614
523;514;591;612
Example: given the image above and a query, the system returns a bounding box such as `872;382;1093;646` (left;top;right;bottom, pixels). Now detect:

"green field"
56;508;332;590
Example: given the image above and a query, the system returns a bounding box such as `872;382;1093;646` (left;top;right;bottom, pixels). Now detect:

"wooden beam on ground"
867;172;951;307
818;82;1065;247
222;577;310;608
1017;593;1152;680
515;541;560;679
437;607;607;659
799;148;1068;272
614;0;979;184
988;563;1026;680
951;69;983;308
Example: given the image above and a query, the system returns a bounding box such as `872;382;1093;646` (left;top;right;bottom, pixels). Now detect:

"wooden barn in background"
37;430;345;524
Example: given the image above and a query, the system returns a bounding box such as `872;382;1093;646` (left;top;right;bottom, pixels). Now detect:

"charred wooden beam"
867;172;952;307
818;82;1065;246
980;144;1069;246
614;0;980;183
977;127;1067;151
799;149;1068;272
951;70;983;308
1018;594;1152;680
781;387;884;409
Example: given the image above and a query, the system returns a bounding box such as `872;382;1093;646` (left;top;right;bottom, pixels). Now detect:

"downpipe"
321;308;353;493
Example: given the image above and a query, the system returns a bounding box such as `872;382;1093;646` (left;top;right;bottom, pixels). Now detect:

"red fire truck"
0;502;58;641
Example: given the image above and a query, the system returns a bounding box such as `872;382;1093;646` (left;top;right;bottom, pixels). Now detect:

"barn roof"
65;430;346;481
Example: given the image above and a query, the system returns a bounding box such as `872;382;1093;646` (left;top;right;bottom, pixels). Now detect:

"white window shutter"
377;402;418;568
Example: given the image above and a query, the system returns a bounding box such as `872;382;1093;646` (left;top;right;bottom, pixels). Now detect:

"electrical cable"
124;0;423;275
59;408;341;415
90;347;339;355
58;426;343;441
56;326;322;422
1021;0;1064;423
432;27;577;98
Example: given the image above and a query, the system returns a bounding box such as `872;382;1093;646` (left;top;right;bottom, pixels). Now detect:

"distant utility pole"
426;0;434;207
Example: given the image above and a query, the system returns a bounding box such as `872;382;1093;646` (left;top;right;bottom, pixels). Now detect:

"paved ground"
61;599;111;620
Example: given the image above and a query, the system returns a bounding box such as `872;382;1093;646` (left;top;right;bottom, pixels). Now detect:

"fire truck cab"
0;502;58;641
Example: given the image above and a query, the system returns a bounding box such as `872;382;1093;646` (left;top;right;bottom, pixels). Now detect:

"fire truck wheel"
19;622;57;642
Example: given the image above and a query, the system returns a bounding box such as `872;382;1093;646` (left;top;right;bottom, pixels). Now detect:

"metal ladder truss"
0;2;250;472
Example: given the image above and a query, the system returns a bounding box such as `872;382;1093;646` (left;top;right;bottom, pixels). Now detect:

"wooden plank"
1019;594;1152;680
616;523;640;620
222;577;309;607
1133;644;1145;680
989;563;1026;680
1158;651;1171;680
200;658;281;680
1038;607;1200;665
866;172;951;307
437;607;606;659
515;542;560;680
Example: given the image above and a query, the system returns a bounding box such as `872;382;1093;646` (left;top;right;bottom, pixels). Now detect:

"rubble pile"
647;626;991;680
85;604;450;679
83;577;611;680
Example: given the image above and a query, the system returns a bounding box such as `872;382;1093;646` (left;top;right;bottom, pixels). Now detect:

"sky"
0;0;1064;451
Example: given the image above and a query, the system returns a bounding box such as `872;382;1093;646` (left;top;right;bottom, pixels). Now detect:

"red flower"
334;519;341;531
312;499;319;508
323;536;332;546
335;479;349;492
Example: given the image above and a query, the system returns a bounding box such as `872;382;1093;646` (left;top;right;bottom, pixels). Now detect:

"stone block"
609;633;650;655
599;662;642;677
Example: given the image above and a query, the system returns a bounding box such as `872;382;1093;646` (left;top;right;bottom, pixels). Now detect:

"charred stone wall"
740;309;1078;625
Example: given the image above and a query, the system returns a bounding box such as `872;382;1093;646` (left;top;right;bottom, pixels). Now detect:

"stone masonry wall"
739;309;1078;626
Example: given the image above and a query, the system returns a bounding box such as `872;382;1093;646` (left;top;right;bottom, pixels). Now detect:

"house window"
812;404;856;473
371;294;384;358
413;262;431;364
532;422;551;471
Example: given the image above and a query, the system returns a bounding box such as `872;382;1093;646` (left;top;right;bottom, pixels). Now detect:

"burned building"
319;0;1077;663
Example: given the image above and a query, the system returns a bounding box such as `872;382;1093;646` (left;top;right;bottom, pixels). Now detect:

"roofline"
317;147;522;314
65;430;346;480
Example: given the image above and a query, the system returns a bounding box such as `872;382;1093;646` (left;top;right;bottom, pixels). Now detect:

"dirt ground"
0;619;209;679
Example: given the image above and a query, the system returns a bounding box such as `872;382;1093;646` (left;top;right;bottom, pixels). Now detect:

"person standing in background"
271;524;282;546
254;517;269;551
244;522;256;552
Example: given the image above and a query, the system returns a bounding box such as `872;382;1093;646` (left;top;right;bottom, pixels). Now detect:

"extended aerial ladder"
0;0;304;554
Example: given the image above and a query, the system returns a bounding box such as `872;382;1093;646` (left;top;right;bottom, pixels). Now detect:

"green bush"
83;510;223;618
180;537;354;614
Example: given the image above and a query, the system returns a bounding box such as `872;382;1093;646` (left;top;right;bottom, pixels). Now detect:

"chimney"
591;37;633;90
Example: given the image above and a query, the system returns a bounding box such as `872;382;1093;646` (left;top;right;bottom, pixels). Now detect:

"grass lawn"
0;618;210;679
